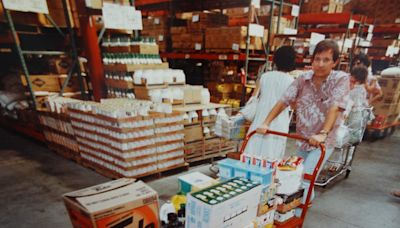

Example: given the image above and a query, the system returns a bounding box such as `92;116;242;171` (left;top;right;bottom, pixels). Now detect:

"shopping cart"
316;107;373;187
241;130;326;228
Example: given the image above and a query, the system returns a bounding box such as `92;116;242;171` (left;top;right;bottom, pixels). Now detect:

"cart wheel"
345;169;351;178
389;126;396;135
383;128;389;138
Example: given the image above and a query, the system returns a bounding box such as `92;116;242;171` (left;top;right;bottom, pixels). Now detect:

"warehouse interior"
0;0;399;228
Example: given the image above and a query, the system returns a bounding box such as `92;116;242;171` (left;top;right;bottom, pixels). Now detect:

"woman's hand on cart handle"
256;123;270;134
309;133;327;146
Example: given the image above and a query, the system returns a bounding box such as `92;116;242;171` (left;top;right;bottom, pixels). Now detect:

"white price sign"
344;38;353;48
251;0;261;8
102;3;142;30
291;5;300;17
3;0;49;14
195;43;202;50
310;32;325;45
348;19;355;29
248;24;265;38
232;43;239;51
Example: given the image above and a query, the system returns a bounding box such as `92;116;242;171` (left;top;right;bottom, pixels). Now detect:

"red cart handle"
239;130;326;221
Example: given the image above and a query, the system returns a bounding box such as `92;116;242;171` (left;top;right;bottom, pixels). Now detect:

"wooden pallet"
80;158;122;179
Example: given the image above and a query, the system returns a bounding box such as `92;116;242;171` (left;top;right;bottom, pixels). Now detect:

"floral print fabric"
281;70;350;151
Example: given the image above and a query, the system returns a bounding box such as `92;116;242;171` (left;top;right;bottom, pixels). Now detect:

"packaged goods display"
68;98;186;178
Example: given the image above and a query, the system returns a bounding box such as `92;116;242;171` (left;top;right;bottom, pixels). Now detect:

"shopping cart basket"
316;107;373;187
240;130;326;228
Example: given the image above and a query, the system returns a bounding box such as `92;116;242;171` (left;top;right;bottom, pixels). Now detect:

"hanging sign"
291;5;300;17
249;24;265;37
102;3;142;30
3;0;49;14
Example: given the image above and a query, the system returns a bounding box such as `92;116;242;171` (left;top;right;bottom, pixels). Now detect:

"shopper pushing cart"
257;39;350;217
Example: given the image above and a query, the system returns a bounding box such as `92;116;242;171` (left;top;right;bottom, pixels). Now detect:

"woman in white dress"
242;46;296;160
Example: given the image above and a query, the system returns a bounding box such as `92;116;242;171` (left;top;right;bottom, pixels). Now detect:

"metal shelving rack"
1;0;88;110
134;0;302;105
0;0;89;140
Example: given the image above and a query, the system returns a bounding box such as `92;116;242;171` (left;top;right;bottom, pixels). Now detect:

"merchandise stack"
67;98;186;178
171;12;228;51
38;97;82;162
142;16;169;52
301;0;345;14
371;67;400;127
102;35;168;98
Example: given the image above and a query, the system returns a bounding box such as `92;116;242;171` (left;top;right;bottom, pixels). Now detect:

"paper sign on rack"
283;28;298;35
251;0;261;8
310;32;325;45
366;33;373;42
195;43;202;50
394;47;400;55
102;3;142;30
344;38;353;48
192;14;199;22
348;19;355;29
249;24;264;38
291;5;300;17
3;0;49;14
368;25;374;33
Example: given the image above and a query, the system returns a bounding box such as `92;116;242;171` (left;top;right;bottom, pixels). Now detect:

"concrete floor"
0;127;399;228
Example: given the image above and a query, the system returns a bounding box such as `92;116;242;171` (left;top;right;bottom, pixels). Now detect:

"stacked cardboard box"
373;75;400;125
343;0;400;24
142;16;169;52
20;74;87;110
68;99;186;178
171;12;228;51
301;0;344;14
171;26;204;51
38;97;82;161
205;26;268;51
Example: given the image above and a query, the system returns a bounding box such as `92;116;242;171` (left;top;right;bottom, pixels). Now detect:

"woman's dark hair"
351;53;371;67
351;65;368;84
274;46;296;72
313;39;340;62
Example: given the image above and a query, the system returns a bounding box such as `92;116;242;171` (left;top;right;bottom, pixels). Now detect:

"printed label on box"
192;15;199;22
232;43;239;51
195;43;202;50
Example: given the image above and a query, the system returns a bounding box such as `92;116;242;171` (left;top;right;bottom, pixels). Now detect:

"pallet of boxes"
67;98;187;178
38;97;82;162
370;67;400;130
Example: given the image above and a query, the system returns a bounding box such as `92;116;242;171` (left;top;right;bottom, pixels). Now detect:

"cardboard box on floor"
63;178;160;228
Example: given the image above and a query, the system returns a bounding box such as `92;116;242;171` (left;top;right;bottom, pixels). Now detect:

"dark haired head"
313;39;340;62
352;53;371;68
351;65;368;84
273;46;296;72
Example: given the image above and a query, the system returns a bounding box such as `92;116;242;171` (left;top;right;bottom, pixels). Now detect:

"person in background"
347;65;369;110
351;53;383;104
241;46;296;160
257;39;350;213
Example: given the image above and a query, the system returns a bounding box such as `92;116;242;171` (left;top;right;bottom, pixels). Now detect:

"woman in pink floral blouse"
257;39;350;213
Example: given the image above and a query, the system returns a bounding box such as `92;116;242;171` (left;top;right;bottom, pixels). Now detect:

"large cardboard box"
63;178;160;228
185;177;262;228
131;44;160;54
184;125;203;142
21;75;61;92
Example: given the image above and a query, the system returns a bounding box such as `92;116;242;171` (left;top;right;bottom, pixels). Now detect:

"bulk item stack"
68;98;186;178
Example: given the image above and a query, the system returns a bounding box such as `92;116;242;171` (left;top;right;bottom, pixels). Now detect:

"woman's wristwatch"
319;130;329;136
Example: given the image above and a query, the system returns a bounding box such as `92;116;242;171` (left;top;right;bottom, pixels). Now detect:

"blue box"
249;166;273;186
217;158;237;180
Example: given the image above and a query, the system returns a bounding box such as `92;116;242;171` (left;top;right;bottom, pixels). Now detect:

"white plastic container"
201;88;211;104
